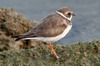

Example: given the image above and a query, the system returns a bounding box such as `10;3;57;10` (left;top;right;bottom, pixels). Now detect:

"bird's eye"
68;13;71;15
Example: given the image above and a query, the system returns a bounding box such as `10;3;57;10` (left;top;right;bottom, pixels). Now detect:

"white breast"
24;25;72;42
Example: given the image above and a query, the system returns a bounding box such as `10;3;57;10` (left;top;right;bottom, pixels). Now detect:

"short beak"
72;13;76;16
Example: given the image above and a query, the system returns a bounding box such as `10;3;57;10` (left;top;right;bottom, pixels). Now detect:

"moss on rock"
0;8;33;36
0;40;100;66
0;8;44;50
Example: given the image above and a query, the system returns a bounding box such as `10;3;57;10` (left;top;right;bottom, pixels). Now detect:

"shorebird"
13;7;75;59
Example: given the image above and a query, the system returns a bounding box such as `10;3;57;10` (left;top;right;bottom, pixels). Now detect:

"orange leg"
48;43;59;59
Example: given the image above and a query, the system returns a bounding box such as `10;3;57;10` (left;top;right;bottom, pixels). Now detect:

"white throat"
56;11;72;21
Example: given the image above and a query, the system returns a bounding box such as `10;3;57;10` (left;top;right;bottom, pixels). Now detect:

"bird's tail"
12;35;23;41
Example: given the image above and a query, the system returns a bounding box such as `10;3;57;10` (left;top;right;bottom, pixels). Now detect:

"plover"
13;7;75;59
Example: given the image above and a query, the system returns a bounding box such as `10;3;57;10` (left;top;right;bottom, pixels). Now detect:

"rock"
0;40;100;66
0;8;44;50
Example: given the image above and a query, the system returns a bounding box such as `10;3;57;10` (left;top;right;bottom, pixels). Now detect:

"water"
0;0;100;44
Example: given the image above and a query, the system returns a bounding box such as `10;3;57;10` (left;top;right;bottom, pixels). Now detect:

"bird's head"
57;7;76;21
